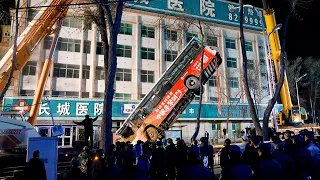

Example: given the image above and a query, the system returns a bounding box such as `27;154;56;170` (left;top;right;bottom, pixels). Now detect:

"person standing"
24;150;47;180
73;114;99;148
205;131;209;139
223;128;227;138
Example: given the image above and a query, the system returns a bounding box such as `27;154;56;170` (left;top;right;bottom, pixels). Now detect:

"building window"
116;68;132;81
22;61;37;76
65;91;79;97
95;92;104;98
209;97;218;102
225;38;236;49
63;16;82;29
141;47;155;60
208;76;217;87
207;36;217;46
115;93;132;100
141;25;155;38
247;59;254;70
82;92;89;98
82;65;90;79
53;64;80;78
165;29;177;41
228;77;239;88
212;123;221;138
139;94;146;99
227;57;237;68
193;95;200;101
186;32;198;43
119;23;132;35
96;42;104;55
96;66;105;80
165;50;178;62
27;9;39;23
229;98;240;102
19;90;35;96
245;41;253;51
116;45;132;58
56;38;81;52
83;40;91;54
44;37;53;49
141;70;154;83
261;72;266;78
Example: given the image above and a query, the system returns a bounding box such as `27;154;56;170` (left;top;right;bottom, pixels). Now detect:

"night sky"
231;0;320;59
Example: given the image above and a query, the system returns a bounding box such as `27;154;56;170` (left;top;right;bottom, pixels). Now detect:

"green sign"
3;97;281;120
127;0;264;31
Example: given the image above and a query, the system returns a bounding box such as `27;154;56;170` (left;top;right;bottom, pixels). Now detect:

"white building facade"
4;0;275;146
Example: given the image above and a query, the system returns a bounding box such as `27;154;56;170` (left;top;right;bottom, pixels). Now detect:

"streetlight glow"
268;24;282;36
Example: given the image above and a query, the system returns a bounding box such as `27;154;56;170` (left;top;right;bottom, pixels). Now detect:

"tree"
285;57;303;101
300;57;320;123
239;0;263;136
83;0;125;151
240;0;299;140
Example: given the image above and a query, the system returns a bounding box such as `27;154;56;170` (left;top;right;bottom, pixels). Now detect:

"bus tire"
185;76;200;90
145;126;158;142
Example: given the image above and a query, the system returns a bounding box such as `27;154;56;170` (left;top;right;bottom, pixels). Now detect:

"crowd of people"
24;127;320;180
219;128;320;180
63;137;214;180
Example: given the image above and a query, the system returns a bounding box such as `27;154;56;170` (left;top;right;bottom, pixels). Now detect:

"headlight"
94;156;99;161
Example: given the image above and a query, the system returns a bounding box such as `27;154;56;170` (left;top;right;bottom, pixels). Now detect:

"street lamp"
268;24;282;37
295;73;307;110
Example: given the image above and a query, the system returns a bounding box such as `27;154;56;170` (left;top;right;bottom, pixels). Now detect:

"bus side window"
144;95;161;113
156;81;172;97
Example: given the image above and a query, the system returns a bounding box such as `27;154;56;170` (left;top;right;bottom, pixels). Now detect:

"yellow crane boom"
263;2;307;125
0;0;73;126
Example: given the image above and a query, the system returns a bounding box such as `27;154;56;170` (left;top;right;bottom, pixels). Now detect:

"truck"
116;37;222;143
0;0;72;151
262;0;314;131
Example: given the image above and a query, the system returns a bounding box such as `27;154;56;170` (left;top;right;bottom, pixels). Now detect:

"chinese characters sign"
127;0;264;30
3;97;282;120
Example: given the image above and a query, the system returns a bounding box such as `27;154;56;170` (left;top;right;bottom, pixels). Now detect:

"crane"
262;0;308;126
0;0;73;126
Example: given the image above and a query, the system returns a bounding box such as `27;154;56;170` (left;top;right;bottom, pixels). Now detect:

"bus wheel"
145;126;158;142
185;76;200;90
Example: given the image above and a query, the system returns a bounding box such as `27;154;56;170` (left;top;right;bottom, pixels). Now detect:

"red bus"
116;37;222;142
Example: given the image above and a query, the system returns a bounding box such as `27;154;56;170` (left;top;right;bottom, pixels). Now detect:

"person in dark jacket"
24;150;47;180
120;151;149;180
253;143;286;180
272;139;295;180
241;136;260;168
63;157;87;180
220;145;253;180
199;137;214;173
290;135;313;180
178;146;213;180
73;114;99;148
166;138;177;180
104;154;121;180
220;138;231;169
149;141;168;180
